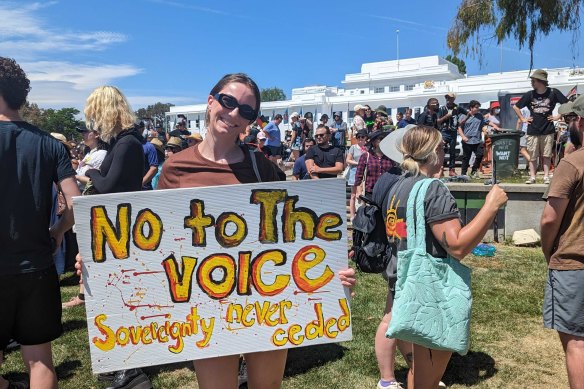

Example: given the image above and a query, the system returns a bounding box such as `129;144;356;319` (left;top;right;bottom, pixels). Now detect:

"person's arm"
457;123;468;143
346;147;358;166
75;175;90;184
312;162;344;175
437;107;451;125
50;176;80;252
541;197;570;263
142;165;158;185
512;104;531;124
304;149;318;179
430;184;507;260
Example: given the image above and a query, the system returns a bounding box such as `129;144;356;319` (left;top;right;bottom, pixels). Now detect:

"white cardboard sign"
73;179;352;373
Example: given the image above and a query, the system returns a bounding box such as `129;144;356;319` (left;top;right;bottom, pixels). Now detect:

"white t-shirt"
76;148;107;177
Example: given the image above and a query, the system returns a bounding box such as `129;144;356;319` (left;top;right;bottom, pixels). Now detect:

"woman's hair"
400;125;443;176
206;73;261;125
84;86;136;142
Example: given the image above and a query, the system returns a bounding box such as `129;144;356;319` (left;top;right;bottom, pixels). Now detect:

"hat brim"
530;75;548;82
379;124;417;163
558;102;574;115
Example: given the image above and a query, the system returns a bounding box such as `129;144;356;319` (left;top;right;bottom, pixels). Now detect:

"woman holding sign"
157;73;356;389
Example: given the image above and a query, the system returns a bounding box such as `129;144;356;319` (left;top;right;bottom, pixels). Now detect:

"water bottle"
472;243;496;257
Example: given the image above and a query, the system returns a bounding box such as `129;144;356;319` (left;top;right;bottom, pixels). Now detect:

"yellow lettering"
162;255;197;303
132;209;163;251
92;314;115;351
215;212;248;248
184;200;214;247
250;190;287;243
90;204;131;262
251;249;290;297
292;245;334;292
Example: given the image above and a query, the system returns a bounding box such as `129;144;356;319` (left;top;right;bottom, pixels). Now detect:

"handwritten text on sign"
73;179;351;373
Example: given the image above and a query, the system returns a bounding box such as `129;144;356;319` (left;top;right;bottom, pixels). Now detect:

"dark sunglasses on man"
314;133;327;138
213;93;258;122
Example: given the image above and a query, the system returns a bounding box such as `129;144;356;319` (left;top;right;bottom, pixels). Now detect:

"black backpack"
350;195;392;273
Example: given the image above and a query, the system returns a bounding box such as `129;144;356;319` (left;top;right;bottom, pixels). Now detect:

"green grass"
1;246;566;388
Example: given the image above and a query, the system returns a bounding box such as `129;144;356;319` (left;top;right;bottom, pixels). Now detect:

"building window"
350;90;354;95
390;86;400;92
360;90;365;94
397;107;409;114
374;87;384;94
405;84;414;91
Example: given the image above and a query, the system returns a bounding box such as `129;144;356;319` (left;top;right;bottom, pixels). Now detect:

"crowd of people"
2;53;584;389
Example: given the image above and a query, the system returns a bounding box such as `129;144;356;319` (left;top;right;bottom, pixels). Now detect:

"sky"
1;0;582;111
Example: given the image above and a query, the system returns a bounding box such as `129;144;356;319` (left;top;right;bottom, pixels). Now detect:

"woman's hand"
75;253;84;283
485;184;508;211
339;267;356;297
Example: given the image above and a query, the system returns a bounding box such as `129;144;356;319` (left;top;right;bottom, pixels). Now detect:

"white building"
166;55;584;135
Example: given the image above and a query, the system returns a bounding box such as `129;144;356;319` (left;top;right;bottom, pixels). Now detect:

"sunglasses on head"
564;114;579;122
213;93;258;122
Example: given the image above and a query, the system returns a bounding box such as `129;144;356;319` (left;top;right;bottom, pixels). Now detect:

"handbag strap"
406;178;437;250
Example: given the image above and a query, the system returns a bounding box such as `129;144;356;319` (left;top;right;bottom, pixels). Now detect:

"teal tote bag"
386;178;472;355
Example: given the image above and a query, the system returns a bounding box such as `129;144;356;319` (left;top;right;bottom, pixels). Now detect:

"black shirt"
515;88;568;136
86;129;145;194
373;172;461;260
417;109;438;129
0;121;76;275
305;144;344;178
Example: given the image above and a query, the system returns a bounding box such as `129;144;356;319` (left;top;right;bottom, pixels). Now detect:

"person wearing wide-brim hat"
513;68;569;185
353;129;394;198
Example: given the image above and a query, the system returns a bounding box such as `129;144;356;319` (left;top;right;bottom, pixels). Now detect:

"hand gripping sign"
73;179;352;373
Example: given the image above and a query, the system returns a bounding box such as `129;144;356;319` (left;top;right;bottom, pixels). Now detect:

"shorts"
0;267;63;348
526;134;554;159
266;145;281;157
543;269;584;337
520;134;527;148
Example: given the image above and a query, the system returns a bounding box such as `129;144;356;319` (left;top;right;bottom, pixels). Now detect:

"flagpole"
396;29;400;72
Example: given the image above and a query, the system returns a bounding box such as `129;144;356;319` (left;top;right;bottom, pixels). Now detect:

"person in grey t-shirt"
458;100;488;177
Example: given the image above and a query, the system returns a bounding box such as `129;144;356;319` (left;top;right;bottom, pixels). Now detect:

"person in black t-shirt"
305;124;344;178
417;98;440;129
0;57;80;389
513;69;568;184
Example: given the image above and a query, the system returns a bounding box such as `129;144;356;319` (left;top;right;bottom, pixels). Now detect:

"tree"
20;101;45;128
445;55;467;75
260;87;286;102
135;102;174;127
43;108;82;141
447;0;581;68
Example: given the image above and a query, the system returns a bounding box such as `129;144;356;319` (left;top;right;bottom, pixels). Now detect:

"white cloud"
0;2;128;57
23;61;192;109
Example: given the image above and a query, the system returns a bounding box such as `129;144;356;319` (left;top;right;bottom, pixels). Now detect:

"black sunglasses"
213;93;257;122
315;133;328;138
564;114;579;122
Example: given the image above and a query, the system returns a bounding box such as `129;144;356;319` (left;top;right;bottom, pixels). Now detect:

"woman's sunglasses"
213;93;257;122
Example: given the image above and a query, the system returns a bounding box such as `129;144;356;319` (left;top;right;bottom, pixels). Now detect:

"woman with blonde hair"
83;86;144;195
369;125;508;389
81;86;151;388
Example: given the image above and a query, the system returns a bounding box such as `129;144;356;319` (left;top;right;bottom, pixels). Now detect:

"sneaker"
470;171;478;179
449;169;456;177
543;176;551;184
237;358;247;387
525;177;536;184
377;380;404;389
104;369;152;389
62;295;85;309
438;381;447;388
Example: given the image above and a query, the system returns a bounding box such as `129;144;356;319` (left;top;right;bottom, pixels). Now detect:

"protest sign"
73;178;352;373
